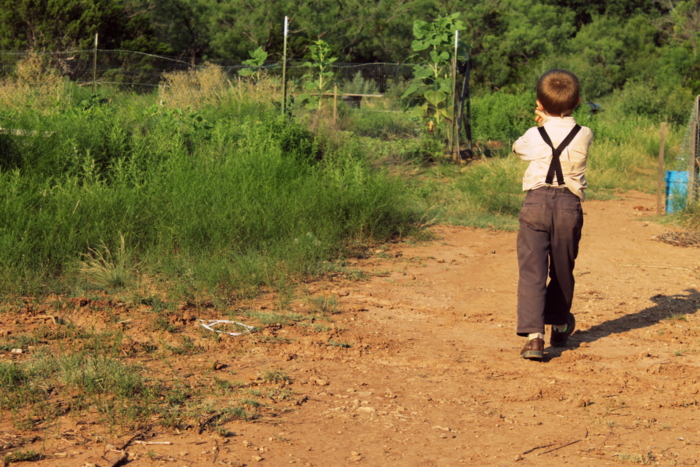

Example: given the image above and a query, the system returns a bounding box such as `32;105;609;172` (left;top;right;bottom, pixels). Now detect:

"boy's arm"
512;128;540;161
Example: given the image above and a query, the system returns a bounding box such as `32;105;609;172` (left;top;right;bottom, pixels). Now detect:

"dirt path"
9;192;700;466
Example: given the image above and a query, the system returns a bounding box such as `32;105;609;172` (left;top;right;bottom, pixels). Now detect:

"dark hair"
536;69;580;117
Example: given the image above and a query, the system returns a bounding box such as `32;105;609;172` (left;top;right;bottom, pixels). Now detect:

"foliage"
0;0;698;105
402;13;465;134
342;71;379;96
0;84;415;295
298;40;337;109
237;46;269;83
0;0;165;52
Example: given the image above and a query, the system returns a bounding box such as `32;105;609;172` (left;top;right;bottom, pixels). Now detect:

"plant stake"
282;16;288;116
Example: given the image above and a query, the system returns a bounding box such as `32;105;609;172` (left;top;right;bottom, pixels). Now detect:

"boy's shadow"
547;288;700;359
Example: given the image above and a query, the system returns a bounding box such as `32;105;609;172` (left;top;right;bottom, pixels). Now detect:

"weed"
261;370;290;384
3;450;41;463
165;336;202;355
266;388;293;400
79;233;133;289
148;315;177;333
309;296;339;314
329;338;352;348
239;398;261;407
615;452;655;464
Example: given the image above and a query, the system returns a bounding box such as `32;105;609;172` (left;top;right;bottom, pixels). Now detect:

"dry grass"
0;52;68;109
159;64;286;110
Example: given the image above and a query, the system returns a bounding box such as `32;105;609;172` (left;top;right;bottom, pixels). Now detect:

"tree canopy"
0;0;697;96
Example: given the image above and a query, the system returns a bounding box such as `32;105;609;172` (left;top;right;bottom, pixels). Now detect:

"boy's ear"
536;100;544;111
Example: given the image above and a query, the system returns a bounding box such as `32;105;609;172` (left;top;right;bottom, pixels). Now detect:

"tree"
0;0;164;52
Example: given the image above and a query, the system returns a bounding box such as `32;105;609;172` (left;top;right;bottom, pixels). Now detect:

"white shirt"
512;115;593;200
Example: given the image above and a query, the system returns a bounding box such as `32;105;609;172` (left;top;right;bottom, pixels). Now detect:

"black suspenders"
537;125;581;186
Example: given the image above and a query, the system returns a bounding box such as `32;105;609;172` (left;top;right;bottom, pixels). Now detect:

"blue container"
665;171;688;213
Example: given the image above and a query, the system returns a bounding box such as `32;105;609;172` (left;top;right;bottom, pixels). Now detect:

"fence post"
333;84;338;124
92;33;98;95
689;121;698;207
282;16;288;116
657;122;667;216
452;31;460;162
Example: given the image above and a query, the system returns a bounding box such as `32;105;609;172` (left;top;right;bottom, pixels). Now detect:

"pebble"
253;455;264;461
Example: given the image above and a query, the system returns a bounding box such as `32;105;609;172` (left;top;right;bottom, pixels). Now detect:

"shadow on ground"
547;289;700;359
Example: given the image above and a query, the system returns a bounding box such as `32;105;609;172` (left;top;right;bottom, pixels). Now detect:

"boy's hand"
535;101;546;125
535;109;546;125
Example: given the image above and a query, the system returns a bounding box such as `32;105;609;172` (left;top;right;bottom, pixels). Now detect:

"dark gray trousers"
516;187;583;336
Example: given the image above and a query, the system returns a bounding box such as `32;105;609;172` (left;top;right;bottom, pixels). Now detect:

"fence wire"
0;50;415;93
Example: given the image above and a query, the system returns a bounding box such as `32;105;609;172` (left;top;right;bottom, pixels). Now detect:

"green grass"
0;78;694;299
0;86;416;299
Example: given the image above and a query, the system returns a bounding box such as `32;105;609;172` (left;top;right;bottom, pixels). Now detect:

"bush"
470;91;535;143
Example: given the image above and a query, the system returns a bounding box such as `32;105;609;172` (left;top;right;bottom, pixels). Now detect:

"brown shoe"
520;337;544;360
550;314;576;347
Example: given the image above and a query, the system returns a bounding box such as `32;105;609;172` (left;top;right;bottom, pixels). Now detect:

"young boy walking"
514;69;593;360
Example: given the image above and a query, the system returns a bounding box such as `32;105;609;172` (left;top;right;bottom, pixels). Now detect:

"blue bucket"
665;171;688;213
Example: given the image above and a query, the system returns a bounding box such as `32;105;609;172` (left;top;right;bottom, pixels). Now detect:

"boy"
513;69;593;360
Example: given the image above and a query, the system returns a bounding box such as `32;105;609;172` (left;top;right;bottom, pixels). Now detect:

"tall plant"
237;46;268;83
299;40;337;109
402;13;466;136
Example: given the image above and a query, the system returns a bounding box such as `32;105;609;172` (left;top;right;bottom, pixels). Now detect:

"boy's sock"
528;333;544;340
552;324;568;333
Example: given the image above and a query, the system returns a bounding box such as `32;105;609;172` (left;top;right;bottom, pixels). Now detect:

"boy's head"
536;69;580;117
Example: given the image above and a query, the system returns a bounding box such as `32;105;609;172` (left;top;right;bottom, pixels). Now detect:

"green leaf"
424;90;446;106
411;40;430;52
413;20;427;39
401;82;421;98
408;104;427;118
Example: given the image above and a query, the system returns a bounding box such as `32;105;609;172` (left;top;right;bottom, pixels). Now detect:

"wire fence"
680;95;700;204
0;50;415;93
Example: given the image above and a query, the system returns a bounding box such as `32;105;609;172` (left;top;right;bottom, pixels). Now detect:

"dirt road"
8;192;700;466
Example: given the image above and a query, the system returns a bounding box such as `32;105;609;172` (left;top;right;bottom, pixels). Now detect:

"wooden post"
282;16;288;116
657;122;667;216
333;84;338;124
689;121;698;207
92;33;98;95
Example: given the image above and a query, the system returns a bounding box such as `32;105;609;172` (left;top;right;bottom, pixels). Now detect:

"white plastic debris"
198;319;254;336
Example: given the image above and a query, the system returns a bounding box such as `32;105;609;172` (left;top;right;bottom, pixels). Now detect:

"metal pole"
453;31;460;161
657;122;667;216
92;33;98;95
282;16;288;116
